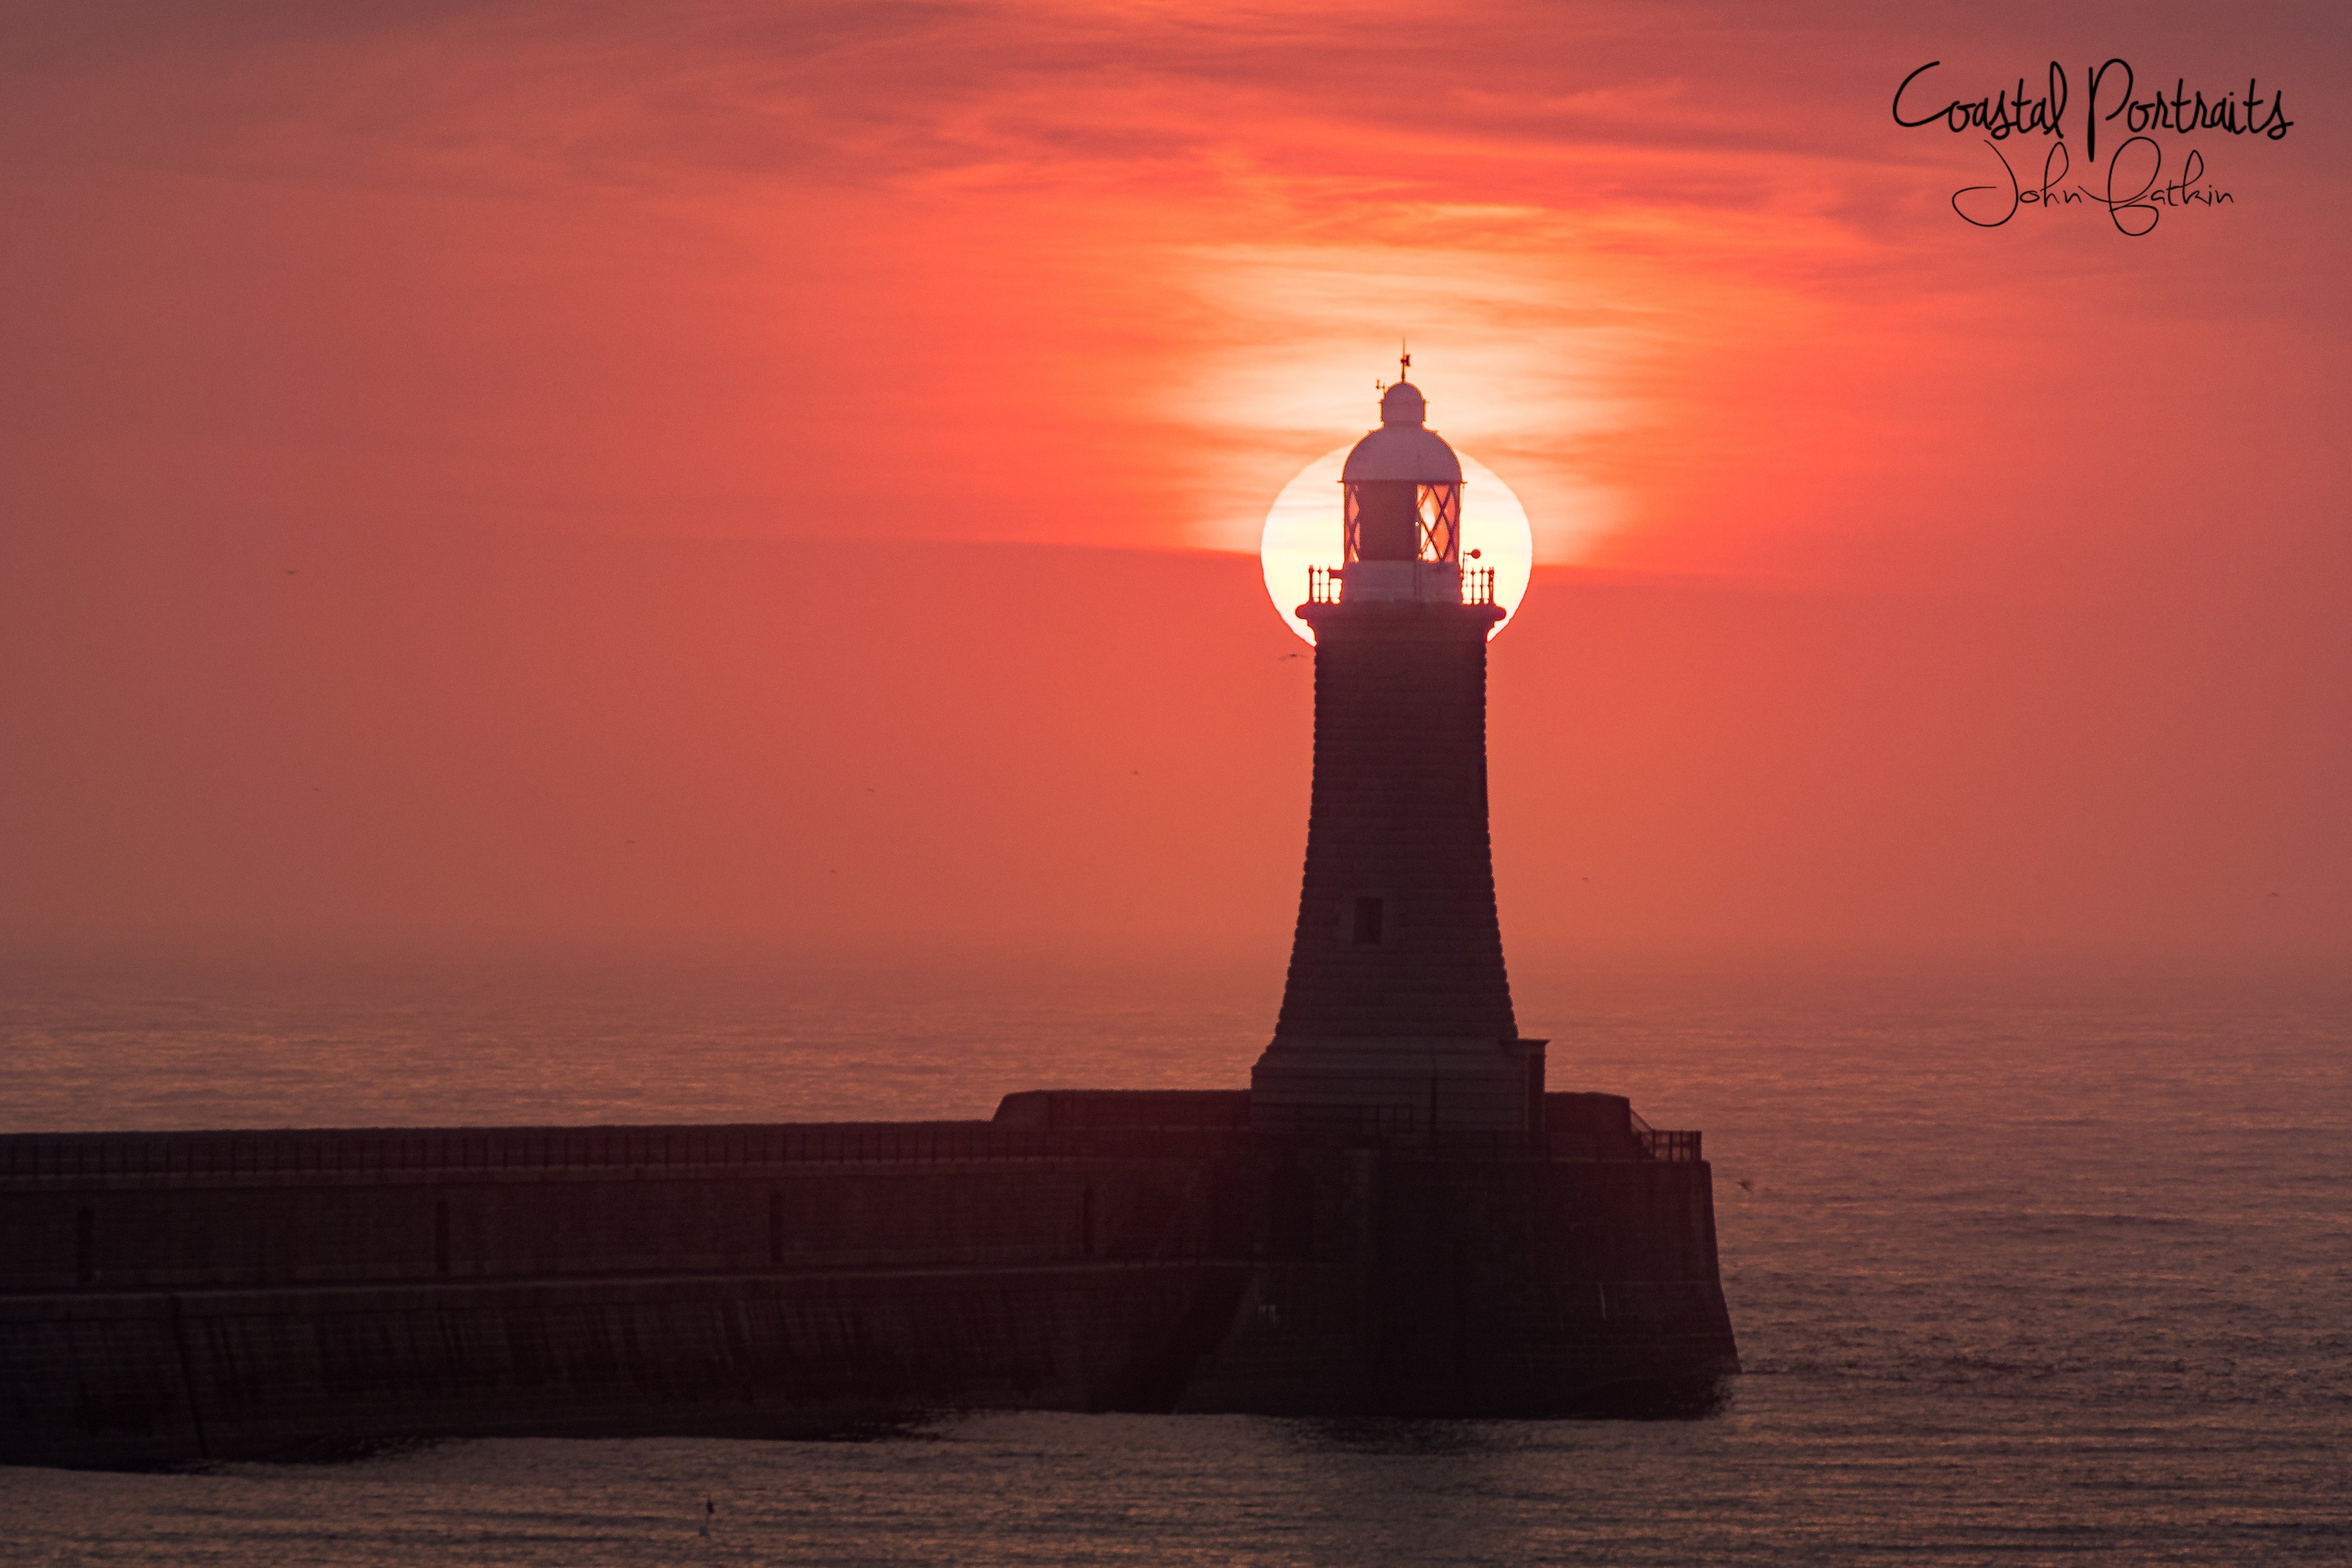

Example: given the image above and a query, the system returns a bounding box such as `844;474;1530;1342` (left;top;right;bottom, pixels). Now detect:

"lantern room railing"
1307;565;1495;607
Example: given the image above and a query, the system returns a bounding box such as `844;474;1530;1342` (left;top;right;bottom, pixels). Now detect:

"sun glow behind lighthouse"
1260;447;1535;644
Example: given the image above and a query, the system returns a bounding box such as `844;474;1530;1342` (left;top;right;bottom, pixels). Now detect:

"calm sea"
2;954;2347;1566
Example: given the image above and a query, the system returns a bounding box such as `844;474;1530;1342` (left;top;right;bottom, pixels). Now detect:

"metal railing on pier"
0;1123;1248;1184
1636;1129;1703;1163
1223;1104;1702;1162
1;1119;1701;1182
1423;1128;1702;1161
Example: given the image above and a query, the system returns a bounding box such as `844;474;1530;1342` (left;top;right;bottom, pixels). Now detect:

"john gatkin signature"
1957;137;2228;236
1892;59;2293;235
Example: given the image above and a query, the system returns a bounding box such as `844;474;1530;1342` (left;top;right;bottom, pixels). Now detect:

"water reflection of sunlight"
1266;1416;1558;1568
1280;1416;1515;1458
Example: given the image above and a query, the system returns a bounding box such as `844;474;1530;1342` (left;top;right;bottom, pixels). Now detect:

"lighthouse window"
1352;897;1384;944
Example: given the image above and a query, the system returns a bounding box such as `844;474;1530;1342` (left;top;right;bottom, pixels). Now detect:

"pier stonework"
0;1095;1730;1466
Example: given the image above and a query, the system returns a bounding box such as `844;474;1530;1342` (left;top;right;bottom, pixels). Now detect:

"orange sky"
4;1;2348;969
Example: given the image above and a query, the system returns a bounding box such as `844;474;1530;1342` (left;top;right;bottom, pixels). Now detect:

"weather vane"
1378;340;1412;393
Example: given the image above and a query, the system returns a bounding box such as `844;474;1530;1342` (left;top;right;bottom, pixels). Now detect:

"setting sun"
1259;444;1535;643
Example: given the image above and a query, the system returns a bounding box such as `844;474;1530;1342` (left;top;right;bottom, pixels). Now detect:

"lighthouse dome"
1341;380;1463;483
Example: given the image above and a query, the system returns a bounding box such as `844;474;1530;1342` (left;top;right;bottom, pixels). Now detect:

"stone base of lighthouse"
1250;1035;1546;1141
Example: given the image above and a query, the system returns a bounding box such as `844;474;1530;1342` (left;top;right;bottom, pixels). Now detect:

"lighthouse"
1250;366;1545;1141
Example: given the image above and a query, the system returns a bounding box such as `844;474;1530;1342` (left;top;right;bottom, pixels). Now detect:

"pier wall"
1185;1150;1732;1414
0;1095;1735;1468
1;1264;1253;1470
1;1129;1242;1294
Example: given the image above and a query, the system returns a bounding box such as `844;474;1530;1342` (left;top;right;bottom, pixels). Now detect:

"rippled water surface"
3;955;2348;1565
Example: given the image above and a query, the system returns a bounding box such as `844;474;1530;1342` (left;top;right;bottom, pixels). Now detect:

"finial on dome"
1378;340;1424;424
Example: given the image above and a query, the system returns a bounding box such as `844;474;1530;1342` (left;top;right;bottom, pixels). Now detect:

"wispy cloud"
3;0;2343;572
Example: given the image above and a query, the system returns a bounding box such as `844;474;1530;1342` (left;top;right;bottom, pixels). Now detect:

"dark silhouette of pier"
0;371;1734;1466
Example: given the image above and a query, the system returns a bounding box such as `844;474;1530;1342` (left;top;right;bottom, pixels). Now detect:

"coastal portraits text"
1894;59;2294;234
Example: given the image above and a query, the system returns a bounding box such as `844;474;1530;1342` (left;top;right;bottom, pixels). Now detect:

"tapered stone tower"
1251;369;1545;1140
